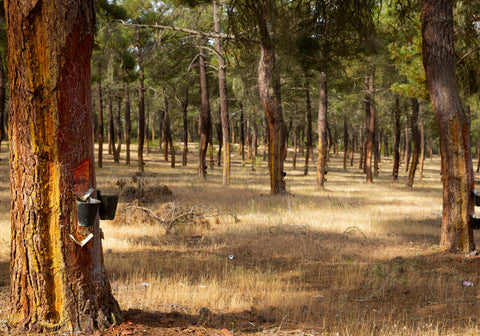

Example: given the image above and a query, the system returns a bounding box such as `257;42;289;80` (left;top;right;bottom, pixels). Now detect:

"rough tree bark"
316;72;328;190
0;61;6;152
422;0;474;252
5;0;121;332
257;3;286;194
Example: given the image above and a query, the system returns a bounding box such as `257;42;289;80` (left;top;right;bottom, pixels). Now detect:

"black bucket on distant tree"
97;191;119;220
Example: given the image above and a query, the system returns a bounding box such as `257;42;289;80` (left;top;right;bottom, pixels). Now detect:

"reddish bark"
422;0;474;252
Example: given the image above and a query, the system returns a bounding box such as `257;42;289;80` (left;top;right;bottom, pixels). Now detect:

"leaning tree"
6;0;121;332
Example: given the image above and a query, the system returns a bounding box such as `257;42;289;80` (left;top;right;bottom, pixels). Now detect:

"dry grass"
2;143;480;335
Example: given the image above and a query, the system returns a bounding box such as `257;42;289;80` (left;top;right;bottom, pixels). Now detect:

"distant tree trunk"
240;105;245;165
333;124;338;155
137;41;145;173
404;112;411;172
114;94;122;163
209;125;214;170
107;89;113;155
343;115;349;170
182;85;189;166
145;106;150;155
162;85;175;168
350;129;355;167
407;98;421;188
316;72;328;190
198;38;211;178
359;126;364;170
419;107;425;180
383;133;389;157
293;124;298;170
393;94;401;180
6;0;121;331
96;65;104;168
364;73;375;183
251;119;258;171
216;119;222;166
374;118;379;177
124;83;131;166
304;83;313;175
422;0;474;252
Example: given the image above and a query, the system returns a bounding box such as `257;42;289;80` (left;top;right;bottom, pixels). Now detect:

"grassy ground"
1;143;480;335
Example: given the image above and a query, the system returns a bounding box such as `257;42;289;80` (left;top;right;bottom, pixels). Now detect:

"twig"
125;205;163;221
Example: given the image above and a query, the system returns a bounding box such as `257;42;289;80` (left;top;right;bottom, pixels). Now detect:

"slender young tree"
124;82;132;166
198;37;212;178
213;0;231;185
406;98;421;188
392;93;401;180
422;0;474;252
5;0;121;332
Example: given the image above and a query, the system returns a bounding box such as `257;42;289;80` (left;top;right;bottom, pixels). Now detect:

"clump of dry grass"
2;144;480;335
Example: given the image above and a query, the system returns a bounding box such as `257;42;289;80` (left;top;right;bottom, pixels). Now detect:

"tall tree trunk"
198;38;211;178
256;4;286;194
124;83;131;166
316;72;328;190
114;94;122;163
393;94;401;180
343;114;349;170
137;48;145;172
107;89;113;155
304;82;313;175
216;120;222;166
407;98;421;188
182;85;189;166
162;85;175;168
293;124;298;170
145;105;150;155
364;73;375;183
350;129;355;167
96;65;104;168
252;119;258;171
404;112;411;172
359;126;364;170
5;0;121;332
213;0;230;184
419;106;425;180
422;0;474;252
240;104;245;165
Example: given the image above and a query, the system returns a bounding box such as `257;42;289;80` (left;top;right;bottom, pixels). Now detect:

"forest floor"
1;144;480;336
